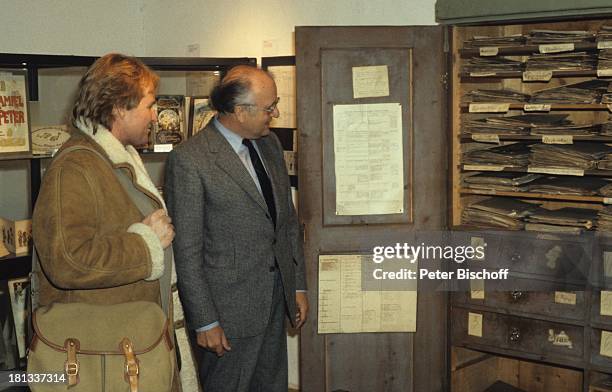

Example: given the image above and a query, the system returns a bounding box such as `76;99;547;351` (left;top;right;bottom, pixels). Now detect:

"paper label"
527;166;584;176
153;144;173;153
469;103;509;113
524;104;551;112
601;291;612;316
598;68;612;77
523;71;553;82
470;279;485;299
464;164;506;171
468;312;483;337
479;47;499;56
471;134;500;143
539;43;575;54
470;72;496;77
542;135;573;144
554;291;576;305
601;330;612;357
604;252;612;277
604;198;612;205
599;41;612;49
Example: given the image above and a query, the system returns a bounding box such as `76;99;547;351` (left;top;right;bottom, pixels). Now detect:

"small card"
524;104;551;112
601;330;612;357
469;103;509;113
542;135;573;144
539;43;574;54
601;291;612;317
554;291;576;305
523;70;553;82
468;312;483;337
471;134;500;143
479;47;499;57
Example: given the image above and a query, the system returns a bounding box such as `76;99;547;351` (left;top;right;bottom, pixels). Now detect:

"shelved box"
0;217;31;254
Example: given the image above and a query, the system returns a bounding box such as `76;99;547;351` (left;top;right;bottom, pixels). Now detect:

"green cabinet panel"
436;0;612;24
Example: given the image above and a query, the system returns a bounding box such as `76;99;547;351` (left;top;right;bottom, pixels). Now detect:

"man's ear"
112;106;126;120
234;106;248;124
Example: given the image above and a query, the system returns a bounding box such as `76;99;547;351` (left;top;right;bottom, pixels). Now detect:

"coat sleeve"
32;156;159;289
165;150;219;330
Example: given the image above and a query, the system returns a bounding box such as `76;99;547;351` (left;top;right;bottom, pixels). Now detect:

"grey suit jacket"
165;122;306;338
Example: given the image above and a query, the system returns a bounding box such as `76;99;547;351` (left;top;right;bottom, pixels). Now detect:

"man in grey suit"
165;65;308;392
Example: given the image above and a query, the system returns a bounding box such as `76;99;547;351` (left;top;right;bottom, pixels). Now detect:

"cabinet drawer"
452;307;584;360
454;286;586;321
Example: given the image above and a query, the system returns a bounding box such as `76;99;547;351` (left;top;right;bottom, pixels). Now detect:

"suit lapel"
205;124;269;215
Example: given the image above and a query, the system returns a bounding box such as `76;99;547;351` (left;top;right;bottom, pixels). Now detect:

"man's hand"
143;209;175;249
196;326;231;357
295;292;309;328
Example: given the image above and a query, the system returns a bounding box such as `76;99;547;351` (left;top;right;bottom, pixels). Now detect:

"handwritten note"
468;312;483;337
352;65;390;99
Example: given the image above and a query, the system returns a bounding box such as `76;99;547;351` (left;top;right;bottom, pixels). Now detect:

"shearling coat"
33;124;166;307
31;121;182;391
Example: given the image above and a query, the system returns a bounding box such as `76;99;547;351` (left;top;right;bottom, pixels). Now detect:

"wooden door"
296;26;449;392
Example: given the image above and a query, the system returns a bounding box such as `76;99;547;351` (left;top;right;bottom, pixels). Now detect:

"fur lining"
75;119;166;210
128;222;165;281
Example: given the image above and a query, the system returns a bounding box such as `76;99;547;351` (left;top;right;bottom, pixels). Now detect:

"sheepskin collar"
75;118;166;210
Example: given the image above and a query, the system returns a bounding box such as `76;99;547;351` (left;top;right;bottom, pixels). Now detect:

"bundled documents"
464;172;541;192
463;142;531;167
597;181;612;196
463;114;569;136
463;57;525;74
530;79;609;104
597;205;612;232
525;207;598;230
526;52;597;71
529;143;612;170
464;35;526;48
464;89;530;103
598;49;612;71
597;152;612;170
527;30;595;44
462;197;540;230
527;176;609;195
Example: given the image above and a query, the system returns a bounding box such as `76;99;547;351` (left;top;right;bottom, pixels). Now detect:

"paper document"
268;65;296;128
333;103;404;215
318;254;417;333
352;65;390;98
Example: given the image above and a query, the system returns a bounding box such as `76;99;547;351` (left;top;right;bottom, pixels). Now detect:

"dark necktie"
243;139;276;227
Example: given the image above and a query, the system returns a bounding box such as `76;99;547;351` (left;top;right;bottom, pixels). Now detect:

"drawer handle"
509;327;521;343
510;291;523;301
510;253;522;262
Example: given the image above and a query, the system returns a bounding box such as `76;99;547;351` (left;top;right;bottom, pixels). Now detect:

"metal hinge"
441;72;449;89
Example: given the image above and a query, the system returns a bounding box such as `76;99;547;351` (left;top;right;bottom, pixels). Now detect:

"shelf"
460;42;599;57
461;135;612;142
461;165;612;177
460;103;612;111
460;188;607;203
0;253;31;280
461;70;599;79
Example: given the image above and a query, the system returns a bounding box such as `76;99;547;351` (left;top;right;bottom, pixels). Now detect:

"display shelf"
460;188;608;203
460;103;612;111
459;41;599;57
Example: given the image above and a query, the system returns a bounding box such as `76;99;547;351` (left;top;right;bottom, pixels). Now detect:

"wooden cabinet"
450;19;612;391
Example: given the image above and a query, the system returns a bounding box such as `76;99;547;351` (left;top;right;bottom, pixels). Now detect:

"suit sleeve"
165;150;219;329
270;133;307;291
32;157;156;289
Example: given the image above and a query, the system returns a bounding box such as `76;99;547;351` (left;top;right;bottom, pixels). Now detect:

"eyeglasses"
239;97;280;114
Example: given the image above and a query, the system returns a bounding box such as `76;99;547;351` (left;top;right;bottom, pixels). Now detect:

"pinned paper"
554;291;576;305
524;104;551;112
352;65;389;99
479;47;499;57
468;312;483;337
601;291;612;316
471;134;500;143
542;135;573;144
470;279;485;299
469;103;509;113
523;71;553;82
539;43;574;54
601;330;612;357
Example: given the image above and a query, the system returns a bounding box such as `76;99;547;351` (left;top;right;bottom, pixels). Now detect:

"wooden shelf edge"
460;188;606;203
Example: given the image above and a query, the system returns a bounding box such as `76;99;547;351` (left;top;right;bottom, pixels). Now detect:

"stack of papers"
464;35;526;48
599;49;612;70
530;122;598;136
530;80;609;104
596;152;612;170
597;181;612;196
598;206;612;232
526;52;597;71
464;89;530;103
527;30;595;44
463;115;569;136
529;143;612;169
528;176;609;195
463;142;531;167
463;57;525;74
597;26;612;43
462;197;541;230
598;117;612;135
464;172;541;192
525;207;598;230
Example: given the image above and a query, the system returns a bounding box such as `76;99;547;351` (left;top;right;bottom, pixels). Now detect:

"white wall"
142;0;436;58
0;0;145;56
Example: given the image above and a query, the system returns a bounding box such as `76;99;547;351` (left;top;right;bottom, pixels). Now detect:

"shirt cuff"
196;321;219;332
